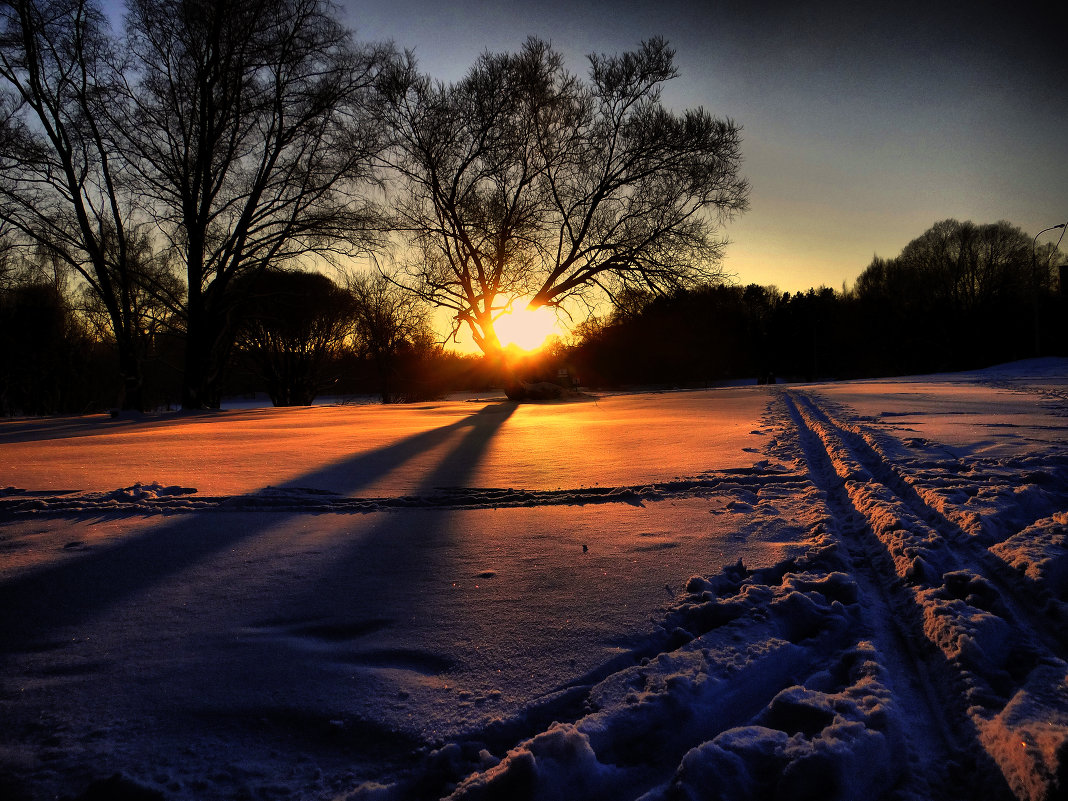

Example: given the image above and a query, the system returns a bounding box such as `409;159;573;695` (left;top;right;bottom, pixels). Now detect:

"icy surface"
1;360;1067;800
0;392;769;497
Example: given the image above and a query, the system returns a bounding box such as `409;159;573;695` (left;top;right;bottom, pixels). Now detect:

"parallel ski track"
784;388;1068;801
792;390;1068;662
779;389;1007;800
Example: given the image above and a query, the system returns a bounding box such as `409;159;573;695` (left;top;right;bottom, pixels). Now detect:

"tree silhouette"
347;270;434;403
854;219;1036;368
383;37;749;361
120;0;395;409
235;269;354;406
0;279;101;415
0;0;156;410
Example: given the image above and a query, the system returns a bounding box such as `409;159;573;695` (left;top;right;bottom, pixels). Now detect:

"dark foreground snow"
1;360;1067;800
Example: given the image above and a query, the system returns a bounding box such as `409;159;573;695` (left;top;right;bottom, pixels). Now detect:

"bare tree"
896;219;1033;319
383;37;749;359
853;219;1050;368
0;220;17;291
0;0;157;410
347;269;434;402
121;0;396;408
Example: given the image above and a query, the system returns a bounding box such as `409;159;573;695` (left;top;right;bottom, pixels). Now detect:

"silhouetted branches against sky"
381;36;749;357
1;0;402;410
0;0;156;409
119;0;399;407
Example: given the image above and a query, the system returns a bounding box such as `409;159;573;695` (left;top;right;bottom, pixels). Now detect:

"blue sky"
344;0;1068;292
99;0;1068;293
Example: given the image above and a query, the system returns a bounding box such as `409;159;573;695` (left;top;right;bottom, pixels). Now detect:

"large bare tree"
0;0;155;410
383;37;750;358
121;0;395;408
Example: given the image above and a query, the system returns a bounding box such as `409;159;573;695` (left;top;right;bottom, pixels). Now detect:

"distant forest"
570;219;1067;388
2;217;1064;415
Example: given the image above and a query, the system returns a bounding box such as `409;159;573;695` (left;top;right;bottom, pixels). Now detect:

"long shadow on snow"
284;401;515;494
215;400;520;655
260;402;518;631
0;408;271;445
0;402;516;655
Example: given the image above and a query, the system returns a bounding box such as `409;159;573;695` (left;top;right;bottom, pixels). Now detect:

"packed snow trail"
779;390;995;801
784;390;1068;801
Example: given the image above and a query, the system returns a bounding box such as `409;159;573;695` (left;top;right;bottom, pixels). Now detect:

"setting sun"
495;301;561;352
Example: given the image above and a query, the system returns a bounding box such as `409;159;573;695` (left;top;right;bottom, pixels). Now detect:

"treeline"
1;217;1064;413
0;259;494;415
568;219;1067;387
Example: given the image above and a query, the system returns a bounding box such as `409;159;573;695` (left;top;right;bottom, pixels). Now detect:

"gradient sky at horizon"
341;0;1067;292
97;0;1068;294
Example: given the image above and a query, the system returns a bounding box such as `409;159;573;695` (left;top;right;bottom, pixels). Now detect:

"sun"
495;301;561;352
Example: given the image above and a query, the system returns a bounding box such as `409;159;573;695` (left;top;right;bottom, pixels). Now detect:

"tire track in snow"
785;389;1068;801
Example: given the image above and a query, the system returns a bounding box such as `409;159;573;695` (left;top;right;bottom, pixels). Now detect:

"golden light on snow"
495;301;561;352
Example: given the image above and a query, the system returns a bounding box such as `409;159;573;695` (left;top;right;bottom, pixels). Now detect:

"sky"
93;0;1068;296
341;0;1068;293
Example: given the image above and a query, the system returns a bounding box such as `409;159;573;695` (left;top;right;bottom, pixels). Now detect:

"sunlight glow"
496;301;561;352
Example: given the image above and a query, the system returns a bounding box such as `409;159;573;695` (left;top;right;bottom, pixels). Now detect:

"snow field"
367;380;1068;800
1;362;1067;800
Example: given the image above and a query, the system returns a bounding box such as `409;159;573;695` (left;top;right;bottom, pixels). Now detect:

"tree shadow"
0;402;516;655
0;409;272;445
218;402;523;690
284;401;515;495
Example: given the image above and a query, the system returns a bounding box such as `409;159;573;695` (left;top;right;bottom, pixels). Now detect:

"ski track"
0;472;807;517
782;389;1068;801
779;391;990;801
3;387;1067;801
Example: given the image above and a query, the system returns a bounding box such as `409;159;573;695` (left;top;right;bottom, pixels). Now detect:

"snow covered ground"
1;359;1066;800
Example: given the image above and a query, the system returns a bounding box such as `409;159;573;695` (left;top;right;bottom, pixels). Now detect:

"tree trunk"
181;258;231;410
116;338;145;412
182;308;227;410
481;346;524;400
373;352;393;404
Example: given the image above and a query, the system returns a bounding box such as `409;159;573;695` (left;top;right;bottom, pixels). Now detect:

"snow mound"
661;643;899;801
106;482;198;501
991;513;1068;602
372;523;908;801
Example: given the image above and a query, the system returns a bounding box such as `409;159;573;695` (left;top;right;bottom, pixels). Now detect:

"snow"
1;359;1067;800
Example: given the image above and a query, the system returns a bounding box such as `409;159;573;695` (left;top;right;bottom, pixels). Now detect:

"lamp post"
1032;223;1066;356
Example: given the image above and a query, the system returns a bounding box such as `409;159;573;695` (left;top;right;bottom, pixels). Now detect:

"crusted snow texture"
441;546;904;801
